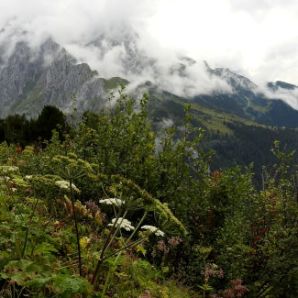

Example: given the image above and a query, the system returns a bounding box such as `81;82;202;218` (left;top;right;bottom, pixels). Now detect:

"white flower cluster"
99;198;125;207
24;175;33;180
108;217;135;231
141;225;165;237
55;180;80;193
0;166;19;174
0;176;10;182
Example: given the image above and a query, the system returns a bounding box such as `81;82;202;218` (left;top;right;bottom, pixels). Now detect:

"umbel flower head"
141;225;165;237
55;180;80;193
0;166;19;174
108;217;135;231
0;176;10;182
99;198;125;207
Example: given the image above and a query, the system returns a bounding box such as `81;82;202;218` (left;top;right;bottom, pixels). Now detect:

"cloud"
0;0;298;103
258;84;298;110
271;89;298;110
0;0;155;46
148;0;298;85
229;0;298;14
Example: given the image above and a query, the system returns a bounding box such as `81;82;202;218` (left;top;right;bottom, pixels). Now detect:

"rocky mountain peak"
213;67;257;91
267;80;298;91
0;39;108;118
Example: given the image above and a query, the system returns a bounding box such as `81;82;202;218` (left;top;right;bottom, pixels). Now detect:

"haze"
0;0;297;101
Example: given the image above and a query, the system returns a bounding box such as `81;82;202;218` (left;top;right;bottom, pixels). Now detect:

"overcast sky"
0;0;298;87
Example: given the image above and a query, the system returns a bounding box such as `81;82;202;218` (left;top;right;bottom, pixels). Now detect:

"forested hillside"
0;92;298;297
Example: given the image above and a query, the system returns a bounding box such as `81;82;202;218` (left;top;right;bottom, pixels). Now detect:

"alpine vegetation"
0;91;297;298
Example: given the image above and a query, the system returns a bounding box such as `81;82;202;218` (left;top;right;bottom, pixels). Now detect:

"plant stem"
21;194;39;258
125;211;147;244
100;211;148;296
102;238;145;261
70;180;82;276
91;208;127;285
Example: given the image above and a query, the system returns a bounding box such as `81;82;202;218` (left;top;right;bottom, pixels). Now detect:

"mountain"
87;30;157;77
1;38;298;174
267;80;298;91
146;90;298;176
0;39;128;118
1;37;298;126
190;64;298;128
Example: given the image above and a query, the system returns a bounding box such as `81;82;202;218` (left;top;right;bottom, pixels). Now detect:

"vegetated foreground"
0;92;298;298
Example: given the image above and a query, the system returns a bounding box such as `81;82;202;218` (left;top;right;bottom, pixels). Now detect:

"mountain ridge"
1;38;298;174
0;37;298;130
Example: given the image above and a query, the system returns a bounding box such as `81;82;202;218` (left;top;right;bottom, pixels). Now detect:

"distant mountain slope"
146;91;298;175
1;37;298;129
191;65;298;128
0;39;124;117
1;38;298;174
267;80;298;91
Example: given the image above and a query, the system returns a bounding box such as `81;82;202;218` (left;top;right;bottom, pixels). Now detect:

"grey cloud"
229;0;298;13
259;85;298;110
0;0;297;105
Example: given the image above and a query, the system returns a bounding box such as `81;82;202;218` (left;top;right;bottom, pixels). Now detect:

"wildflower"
86;200;100;213
80;236;91;249
168;236;182;247
94;211;103;225
53;220;64;229
222;279;248;298
11;188;17;192
0;176;10;182
141;225;165;237
0;166;19;174
108;217;135;231
156;240;169;253
55;180;80;193
24;175;33;180
202;263;224;283
74;200;88;216
99;198;125;207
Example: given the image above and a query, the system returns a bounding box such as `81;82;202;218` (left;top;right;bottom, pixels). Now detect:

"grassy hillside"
0;92;298;297
147;90;298;176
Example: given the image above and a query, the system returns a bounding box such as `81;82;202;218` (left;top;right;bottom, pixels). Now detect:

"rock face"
1;36;298;129
267;81;298;91
0;39;107;118
87;30;157;77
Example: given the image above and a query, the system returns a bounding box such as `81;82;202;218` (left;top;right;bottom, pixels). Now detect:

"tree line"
0;106;68;146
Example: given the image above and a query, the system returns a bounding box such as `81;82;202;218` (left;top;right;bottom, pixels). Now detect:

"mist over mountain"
2;3;298;297
1;0;298;114
1;34;298;132
2;33;298;182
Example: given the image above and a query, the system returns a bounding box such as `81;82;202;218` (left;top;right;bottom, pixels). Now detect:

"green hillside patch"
160;95;265;135
103;77;129;90
11;86;44;116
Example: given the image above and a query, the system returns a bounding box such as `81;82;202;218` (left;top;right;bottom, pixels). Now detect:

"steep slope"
87;30;157;76
267;80;298;91
1;38;298;129
1;38;298;174
192;65;298;128
0;39;118;117
145;87;298;174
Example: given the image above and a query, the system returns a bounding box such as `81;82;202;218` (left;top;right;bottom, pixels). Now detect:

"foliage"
0;105;68;146
0;90;297;297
